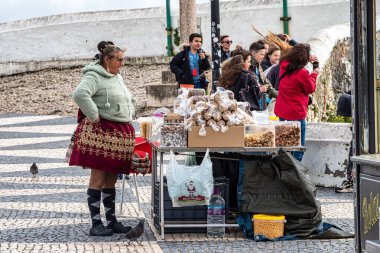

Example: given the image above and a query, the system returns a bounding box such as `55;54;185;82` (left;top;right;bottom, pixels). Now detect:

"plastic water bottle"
207;191;225;237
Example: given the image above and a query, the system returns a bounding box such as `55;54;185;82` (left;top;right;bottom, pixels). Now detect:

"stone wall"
0;62;170;117
308;38;351;122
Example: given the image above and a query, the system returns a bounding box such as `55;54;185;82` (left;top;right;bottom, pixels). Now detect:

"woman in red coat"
274;43;321;161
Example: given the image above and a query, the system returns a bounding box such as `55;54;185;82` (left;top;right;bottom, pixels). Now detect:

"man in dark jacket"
170;33;211;89
248;42;277;99
221;34;233;63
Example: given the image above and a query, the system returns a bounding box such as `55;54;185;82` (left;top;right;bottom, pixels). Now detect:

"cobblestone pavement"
0;114;355;252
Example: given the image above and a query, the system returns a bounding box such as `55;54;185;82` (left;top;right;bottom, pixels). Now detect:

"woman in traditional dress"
69;45;136;236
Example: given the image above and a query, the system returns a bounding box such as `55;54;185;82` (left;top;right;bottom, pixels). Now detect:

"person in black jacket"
221;34;233;63
264;34;298;90
169;33;211;89
220;51;265;111
248;42;276;101
261;46;281;71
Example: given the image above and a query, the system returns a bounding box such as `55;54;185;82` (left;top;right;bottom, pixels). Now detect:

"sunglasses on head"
222;40;233;44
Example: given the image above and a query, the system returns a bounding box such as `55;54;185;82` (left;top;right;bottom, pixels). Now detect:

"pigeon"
126;219;145;245
30;162;38;178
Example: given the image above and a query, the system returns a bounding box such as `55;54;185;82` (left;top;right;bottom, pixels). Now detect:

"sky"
0;0;211;23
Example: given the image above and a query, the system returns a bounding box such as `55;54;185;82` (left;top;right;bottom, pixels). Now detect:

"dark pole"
280;0;291;34
165;0;173;56
211;0;220;93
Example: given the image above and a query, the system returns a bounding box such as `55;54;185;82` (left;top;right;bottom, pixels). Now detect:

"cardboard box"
187;126;245;148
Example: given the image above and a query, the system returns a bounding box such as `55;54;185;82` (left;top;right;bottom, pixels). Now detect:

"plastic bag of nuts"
188;88;206;97
274;121;301;147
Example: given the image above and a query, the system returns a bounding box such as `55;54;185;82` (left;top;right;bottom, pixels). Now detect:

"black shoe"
335;180;353;193
89;224;113;236
107;221;132;233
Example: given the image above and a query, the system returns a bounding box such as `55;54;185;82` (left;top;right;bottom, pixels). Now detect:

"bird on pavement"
30;162;38;178
126;219;145;245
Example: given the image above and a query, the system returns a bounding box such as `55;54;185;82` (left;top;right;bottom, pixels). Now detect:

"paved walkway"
0;114;355;252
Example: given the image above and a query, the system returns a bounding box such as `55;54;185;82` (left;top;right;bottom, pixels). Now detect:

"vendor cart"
151;144;306;239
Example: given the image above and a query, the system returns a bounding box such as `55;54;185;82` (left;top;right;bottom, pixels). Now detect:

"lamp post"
166;0;173;56
280;0;291;34
211;0;221;93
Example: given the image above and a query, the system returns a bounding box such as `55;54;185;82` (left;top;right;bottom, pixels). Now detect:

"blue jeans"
279;118;306;162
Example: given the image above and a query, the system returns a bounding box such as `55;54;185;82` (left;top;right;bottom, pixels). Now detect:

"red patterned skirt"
69;117;135;174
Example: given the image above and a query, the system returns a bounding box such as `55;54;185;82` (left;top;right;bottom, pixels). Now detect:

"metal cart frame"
151;145;305;239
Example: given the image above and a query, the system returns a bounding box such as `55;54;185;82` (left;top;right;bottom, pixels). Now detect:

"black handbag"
239;74;261;111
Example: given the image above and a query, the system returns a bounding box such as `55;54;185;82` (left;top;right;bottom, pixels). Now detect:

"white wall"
303;122;352;187
0;8;167;62
0;0;350;69
198;0;350;51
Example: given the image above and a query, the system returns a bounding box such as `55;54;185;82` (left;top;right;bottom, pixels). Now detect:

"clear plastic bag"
252;110;270;125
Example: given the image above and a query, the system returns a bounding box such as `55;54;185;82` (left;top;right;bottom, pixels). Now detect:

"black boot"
87;188;113;236
89;224;113;236
102;188;132;233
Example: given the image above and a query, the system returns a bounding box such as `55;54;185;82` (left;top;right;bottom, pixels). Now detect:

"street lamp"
210;0;221;93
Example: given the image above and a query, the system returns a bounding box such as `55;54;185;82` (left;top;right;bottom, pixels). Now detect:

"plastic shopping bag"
184;152;198;166
167;148;214;207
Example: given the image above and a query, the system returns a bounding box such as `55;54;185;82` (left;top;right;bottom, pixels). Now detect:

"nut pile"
245;130;275;147
160;124;187;147
253;220;285;239
275;124;301;147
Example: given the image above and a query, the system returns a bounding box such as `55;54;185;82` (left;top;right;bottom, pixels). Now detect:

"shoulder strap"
244;72;249;88
279;70;289;82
